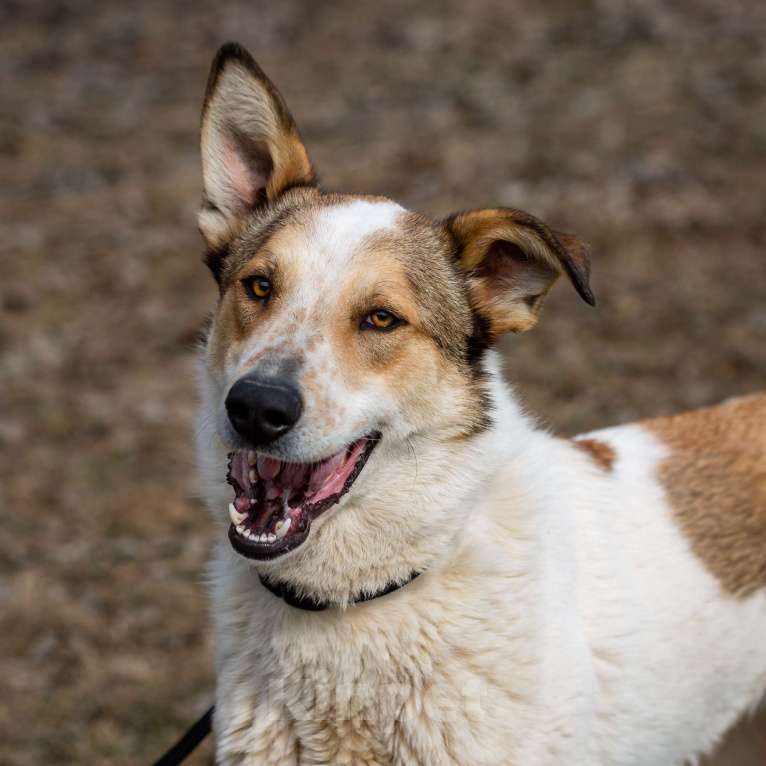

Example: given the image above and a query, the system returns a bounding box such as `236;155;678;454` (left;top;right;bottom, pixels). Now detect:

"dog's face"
197;44;594;567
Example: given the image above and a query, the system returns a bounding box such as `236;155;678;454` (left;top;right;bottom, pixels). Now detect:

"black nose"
225;375;303;446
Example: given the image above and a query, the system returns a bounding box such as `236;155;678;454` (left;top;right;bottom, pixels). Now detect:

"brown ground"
1;1;765;763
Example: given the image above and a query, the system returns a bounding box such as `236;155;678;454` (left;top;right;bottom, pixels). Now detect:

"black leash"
152;705;213;766
151;571;420;763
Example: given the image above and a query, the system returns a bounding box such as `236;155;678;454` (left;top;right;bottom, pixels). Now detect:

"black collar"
258;571;420;611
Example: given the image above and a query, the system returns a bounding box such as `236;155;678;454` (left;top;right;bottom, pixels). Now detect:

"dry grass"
1;1;765;763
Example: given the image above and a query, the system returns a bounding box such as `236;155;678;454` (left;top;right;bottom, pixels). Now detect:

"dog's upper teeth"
257;455;281;480
229;503;248;527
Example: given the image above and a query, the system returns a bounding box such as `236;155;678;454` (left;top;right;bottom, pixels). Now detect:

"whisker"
406;437;419;482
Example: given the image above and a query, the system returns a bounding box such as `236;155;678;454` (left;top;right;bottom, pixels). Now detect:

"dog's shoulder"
639;392;766;598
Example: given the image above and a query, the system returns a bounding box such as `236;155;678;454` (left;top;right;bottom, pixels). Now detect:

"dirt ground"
1;1;765;763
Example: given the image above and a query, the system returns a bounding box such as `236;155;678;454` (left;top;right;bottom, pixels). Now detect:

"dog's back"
565;393;766;762
641;392;766;599
575;392;766;599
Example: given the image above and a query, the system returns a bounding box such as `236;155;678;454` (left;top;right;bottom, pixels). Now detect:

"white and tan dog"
194;43;766;765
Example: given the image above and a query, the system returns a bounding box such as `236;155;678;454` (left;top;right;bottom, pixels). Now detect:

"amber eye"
362;309;403;331
242;276;272;302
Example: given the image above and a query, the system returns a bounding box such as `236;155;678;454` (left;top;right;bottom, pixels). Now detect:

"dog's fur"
194;43;766;765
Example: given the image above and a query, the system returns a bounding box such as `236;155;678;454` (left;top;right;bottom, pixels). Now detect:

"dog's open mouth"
225;434;379;560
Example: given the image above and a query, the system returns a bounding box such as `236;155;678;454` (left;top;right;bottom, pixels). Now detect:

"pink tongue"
229;441;367;516
311;440;367;503
308;452;347;493
257;455;281;480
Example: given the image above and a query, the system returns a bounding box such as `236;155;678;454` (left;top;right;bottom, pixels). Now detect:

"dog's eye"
242;276;272;302
362;309;402;331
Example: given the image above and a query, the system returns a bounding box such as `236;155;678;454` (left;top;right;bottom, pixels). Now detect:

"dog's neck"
225;352;539;609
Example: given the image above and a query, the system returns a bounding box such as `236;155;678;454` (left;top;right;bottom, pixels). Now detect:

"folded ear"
445;208;595;336
199;43;315;252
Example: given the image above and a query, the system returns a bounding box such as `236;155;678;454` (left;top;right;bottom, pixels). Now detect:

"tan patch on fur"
701;705;766;766
303;332;319;353
645;393;766;597
394;212;474;364
573;438;616;471
330;248;422;383
336;216;494;439
206;288;248;371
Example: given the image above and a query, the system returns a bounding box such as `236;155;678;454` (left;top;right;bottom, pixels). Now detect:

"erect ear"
198;43;315;253
445;207;595;336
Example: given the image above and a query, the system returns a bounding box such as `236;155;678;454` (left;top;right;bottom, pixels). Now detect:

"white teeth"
247;450;257;465
275;517;292;539
267;533;276;543
260;533;269;543
249;469;257;483
247;530;258;542
236;524;246;535
229;503;247;527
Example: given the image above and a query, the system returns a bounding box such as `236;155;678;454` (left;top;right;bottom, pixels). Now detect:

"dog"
194;43;766;765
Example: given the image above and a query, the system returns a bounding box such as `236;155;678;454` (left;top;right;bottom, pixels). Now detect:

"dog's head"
197;44;594;579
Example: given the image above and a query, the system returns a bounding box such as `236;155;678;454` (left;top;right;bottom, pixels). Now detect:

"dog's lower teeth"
275;518;292;539
234;521;282;544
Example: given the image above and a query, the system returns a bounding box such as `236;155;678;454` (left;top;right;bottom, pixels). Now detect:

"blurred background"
1;1;765;763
